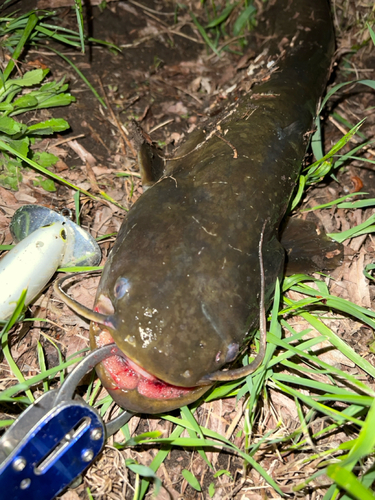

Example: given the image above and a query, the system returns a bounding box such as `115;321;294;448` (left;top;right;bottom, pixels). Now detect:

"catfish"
55;0;340;413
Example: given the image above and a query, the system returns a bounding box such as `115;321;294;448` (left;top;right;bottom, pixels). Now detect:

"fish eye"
114;277;130;299
225;342;239;363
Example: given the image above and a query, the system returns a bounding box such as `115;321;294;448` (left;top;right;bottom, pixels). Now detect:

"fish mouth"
95;327;200;399
90;297;211;414
91;326;210;413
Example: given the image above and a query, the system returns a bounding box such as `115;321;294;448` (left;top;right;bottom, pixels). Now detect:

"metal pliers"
0;344;133;500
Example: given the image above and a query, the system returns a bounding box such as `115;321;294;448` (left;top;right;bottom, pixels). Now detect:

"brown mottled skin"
89;0;335;413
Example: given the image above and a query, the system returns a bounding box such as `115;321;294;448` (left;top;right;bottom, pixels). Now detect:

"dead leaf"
164;101;188;116
346;247;372;308
59;490;81;500
13;192;37;203
0;186;18;205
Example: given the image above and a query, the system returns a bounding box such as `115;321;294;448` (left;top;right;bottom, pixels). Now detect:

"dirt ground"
0;0;374;499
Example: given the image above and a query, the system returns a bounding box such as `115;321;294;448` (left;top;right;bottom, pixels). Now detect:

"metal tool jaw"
0;344;133;500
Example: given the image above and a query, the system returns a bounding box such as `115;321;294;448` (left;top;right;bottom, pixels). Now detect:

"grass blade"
327;464;375;500
328;213;375;242
2;13;38;82
0;139;98;199
190;12;220;56
48;47;106;107
36;341;49;392
182;469;201;491
74;0;85;53
1;289;34;403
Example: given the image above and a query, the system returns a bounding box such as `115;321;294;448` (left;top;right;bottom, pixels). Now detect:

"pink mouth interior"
96;329;197;400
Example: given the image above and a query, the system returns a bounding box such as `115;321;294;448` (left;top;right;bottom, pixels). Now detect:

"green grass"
113;272;375;499
3;203;374;497
183;0;258;55
0;4;122;203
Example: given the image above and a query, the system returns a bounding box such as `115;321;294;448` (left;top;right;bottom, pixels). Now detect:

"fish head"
84;182;287;414
87;236;254;413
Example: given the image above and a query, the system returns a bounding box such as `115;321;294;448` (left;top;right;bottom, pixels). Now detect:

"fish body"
69;0;335;413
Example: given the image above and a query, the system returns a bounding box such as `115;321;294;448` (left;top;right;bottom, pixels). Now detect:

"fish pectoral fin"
138;142;165;188
280;216;343;275
128;120;165;188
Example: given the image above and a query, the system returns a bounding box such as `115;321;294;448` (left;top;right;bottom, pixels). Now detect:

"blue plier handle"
0;344;133;500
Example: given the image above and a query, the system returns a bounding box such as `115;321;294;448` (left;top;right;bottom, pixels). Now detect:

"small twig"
152;76;202;104
84;121;112;154
214;132;238;158
85;161;101;194
128;0;175;16
139;8;169;28
328;116;360;144
28;49;85;57
225;400;244;440
169;28;203;44
120;23;203;48
174;84;202;104
52;134;85;147
67;139;100;193
117;170;142;178
149;118;174;134
223;479;246;500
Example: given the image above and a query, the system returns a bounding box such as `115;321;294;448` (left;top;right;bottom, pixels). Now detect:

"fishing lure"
0;223;67;321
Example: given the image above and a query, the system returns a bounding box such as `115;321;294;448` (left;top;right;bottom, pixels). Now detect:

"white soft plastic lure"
0;222;67;321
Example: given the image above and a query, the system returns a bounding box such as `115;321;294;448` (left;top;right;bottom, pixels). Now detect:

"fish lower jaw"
96;329;197;401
